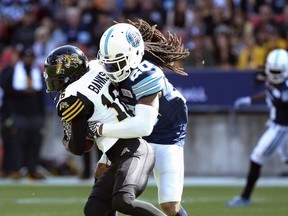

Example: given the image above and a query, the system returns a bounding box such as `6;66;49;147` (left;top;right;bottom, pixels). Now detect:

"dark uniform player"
226;48;288;207
43;45;165;216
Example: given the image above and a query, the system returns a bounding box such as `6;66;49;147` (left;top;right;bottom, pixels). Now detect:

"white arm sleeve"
102;104;158;138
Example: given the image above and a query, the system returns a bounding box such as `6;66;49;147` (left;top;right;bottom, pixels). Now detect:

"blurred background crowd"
0;0;288;71
0;0;288;181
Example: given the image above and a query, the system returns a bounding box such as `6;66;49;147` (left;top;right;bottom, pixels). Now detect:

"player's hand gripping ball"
85;121;101;152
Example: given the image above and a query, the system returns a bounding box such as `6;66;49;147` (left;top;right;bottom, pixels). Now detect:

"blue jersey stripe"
132;76;164;100
104;26;115;56
134;83;163;100
133;73;162;89
133;75;162;92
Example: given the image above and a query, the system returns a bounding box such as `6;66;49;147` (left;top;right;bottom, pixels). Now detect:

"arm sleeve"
102;104;158;138
68;115;87;155
57;94;94;155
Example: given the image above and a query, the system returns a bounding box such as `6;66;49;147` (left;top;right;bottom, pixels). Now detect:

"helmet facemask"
265;68;287;84
98;52;132;83
265;49;288;84
44;65;67;93
99;23;144;83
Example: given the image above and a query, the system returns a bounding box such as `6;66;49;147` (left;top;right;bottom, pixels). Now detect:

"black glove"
87;121;102;140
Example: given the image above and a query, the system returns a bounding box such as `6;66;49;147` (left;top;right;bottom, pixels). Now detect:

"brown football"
85;139;95;152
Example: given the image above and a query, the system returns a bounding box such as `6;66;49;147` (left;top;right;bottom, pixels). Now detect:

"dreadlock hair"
115;19;190;76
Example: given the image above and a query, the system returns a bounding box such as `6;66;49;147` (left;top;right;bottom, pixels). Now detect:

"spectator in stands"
229;32;245;65
236;35;266;70
240;0;263;19
92;0;118;17
278;4;288;40
211;0;234;22
185;28;215;68
11;7;39;48
32;26;58;70
164;0;194;38
40;17;66;49
61;7;92;47
213;29;237;69
121;0;143;20
140;0;166;30
252;4;277;43
203;4;228;37
0;14;11;51
8;47;46;180
262;25;287;56
53;0;78;24
269;0;287;14
0;47;19;178
196;0;214;32
229;9;254;39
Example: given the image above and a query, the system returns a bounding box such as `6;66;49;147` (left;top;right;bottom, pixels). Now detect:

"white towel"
12;61;43;91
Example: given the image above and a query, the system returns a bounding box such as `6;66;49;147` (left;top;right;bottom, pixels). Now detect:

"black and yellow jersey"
56;60;131;153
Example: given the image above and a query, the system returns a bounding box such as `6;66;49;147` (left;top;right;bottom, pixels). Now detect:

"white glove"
234;96;251;108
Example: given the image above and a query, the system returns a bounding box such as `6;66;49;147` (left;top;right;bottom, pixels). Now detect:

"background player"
43;45;165;216
226;48;288;207
95;19;189;216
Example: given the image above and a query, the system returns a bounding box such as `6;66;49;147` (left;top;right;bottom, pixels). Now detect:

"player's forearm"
68;116;88;155
101;104;158;138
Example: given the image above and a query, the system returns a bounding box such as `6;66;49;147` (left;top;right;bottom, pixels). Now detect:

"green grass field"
0;185;287;216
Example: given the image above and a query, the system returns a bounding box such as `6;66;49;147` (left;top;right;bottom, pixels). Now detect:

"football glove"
234;96;251;108
87;121;102;140
61;119;72;151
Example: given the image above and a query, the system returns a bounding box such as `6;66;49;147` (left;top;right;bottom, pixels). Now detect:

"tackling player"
226;49;288;207
43;45;165;216
95;19;189;216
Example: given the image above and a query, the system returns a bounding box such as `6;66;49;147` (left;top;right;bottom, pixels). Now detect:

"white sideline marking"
16;198;86;204
15;196;271;205
0;176;288;186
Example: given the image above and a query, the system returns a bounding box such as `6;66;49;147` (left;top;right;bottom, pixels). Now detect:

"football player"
226;48;288;207
43;45;165;216
94;19;189;216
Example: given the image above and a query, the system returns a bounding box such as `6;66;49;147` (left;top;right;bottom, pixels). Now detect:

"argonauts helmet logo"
126;29;141;48
56;54;83;74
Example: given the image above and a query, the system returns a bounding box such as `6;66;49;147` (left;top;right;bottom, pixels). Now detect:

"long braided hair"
116;19;190;76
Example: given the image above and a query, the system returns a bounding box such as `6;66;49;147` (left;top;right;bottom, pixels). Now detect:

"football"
84;138;95;152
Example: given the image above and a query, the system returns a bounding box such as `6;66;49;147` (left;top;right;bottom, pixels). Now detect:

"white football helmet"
265;49;288;84
98;23;144;83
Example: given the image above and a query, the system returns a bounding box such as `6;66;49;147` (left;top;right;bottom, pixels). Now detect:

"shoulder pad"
132;72;164;100
57;96;85;122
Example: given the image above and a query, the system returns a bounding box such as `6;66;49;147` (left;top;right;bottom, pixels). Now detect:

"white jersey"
57;60;130;152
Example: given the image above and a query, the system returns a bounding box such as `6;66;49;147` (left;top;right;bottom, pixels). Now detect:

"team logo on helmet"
56;54;83;74
126;29;141;48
